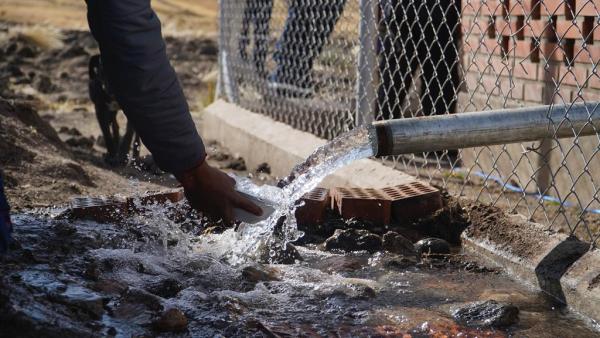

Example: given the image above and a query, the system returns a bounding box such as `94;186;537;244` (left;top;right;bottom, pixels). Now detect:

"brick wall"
459;0;600;210
461;0;599;107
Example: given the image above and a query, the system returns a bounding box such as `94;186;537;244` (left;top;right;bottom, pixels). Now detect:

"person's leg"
239;0;255;61
419;0;460;117
271;0;346;95
378;0;419;120
252;0;273;77
0;173;12;254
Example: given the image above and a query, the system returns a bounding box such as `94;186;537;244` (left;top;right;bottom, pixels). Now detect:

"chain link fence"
217;0;600;246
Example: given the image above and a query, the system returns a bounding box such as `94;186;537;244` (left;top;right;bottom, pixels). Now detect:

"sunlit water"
206;126;376;264
5;126;600;336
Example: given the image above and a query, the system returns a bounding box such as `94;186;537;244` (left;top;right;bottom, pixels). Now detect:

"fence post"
355;0;379;126
536;72;557;196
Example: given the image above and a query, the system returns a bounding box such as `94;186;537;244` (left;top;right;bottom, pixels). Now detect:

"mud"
2;205;599;337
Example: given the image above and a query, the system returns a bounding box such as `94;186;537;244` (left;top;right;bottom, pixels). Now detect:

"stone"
452;300;519;328
414;237;451;257
259;242;302;264
324;229;382;253
226;157;246;171
242;265;281;283
146;278;183;299
90;279;127;295
65;136;95;149
36;75;55;93
153;308;188;332
255;162;271;174
382;231;416;256
53;222;77;236
121;288;163;312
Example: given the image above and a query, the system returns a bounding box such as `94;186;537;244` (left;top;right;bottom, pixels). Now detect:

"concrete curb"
462;211;600;323
201;100;417;188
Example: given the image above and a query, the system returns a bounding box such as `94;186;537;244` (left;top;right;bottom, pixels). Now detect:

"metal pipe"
372;102;600;157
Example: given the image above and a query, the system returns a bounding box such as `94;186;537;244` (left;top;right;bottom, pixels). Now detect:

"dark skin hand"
178;161;263;224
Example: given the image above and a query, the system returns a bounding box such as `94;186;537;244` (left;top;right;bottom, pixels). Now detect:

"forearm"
86;0;205;176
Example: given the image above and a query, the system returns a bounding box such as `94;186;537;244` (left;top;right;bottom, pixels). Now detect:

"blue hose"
455;167;600;215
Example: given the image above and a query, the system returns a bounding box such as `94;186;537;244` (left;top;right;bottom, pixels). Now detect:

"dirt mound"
0;97;166;209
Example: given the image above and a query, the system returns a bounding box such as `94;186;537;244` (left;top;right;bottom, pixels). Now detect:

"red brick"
538;62;561;81
464;72;483;92
63;196;129;223
496;17;521;37
331;187;391;225
382;182;442;224
540;0;575;17
524;82;546;102
295;188;330;226
589;70;600;89
509;0;540;17
555;17;593;40
539;41;570;62
490;56;512;74
544;85;574;103
480;74;501;95
575;88;600;101
575;0;600;16
559;65;589;86
573;42;600;63
512;59;539;79
510;39;539;61
464;0;508;16
522;19;556;38
498;77;526;99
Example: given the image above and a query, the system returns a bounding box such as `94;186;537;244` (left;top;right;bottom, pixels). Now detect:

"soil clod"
324;229;382;253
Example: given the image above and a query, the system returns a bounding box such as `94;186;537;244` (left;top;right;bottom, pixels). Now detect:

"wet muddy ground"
0;18;599;338
1;198;599;337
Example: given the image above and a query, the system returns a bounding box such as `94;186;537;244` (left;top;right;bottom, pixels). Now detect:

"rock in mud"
259;242;302;264
120;288;163;312
153;308;188;332
242;266;281;283
255;162;271;174
226;157;246;171
146;278;183;299
52;221;77;236
382;231;416;256
414;237;451;257
452;300;519;328
324;229;382;253
90;279;127;295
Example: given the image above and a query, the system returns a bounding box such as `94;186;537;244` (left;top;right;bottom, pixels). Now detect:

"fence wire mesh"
218;0;600;246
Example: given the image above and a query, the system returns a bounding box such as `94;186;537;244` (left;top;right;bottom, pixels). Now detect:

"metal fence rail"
218;0;600;246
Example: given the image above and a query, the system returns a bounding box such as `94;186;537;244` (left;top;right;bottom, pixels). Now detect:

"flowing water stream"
2;127;600;337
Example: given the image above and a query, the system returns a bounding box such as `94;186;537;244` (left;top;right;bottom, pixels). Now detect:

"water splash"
225;126;377;263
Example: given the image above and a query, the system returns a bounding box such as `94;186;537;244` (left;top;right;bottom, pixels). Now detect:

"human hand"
177;161;262;223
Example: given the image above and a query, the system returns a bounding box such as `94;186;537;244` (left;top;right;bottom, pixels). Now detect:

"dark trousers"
273;0;347;86
378;0;461;120
239;0;273;77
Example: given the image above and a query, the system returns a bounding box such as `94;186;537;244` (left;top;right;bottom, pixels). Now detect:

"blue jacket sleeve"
86;0;206;176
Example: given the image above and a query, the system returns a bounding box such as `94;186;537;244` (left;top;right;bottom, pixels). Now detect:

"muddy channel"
1;198;599;338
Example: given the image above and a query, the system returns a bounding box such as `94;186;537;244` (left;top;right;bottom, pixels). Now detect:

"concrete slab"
201;99;416;188
462;208;598;322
